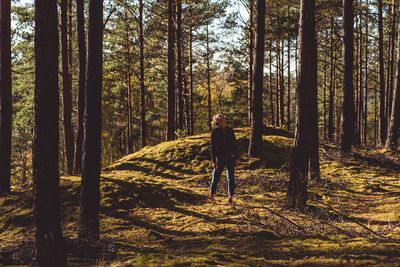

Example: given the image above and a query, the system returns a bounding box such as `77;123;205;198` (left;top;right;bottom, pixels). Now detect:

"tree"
33;0;66;264
327;17;335;141
378;0;386;146
139;0;146;147
248;0;254;126
73;0;87;174
0;0;12;194
248;0;265;157
340;0;355;154
177;0;184;131
285;0;317;210
61;0;74;174
385;23;400;150
79;0;103;240
167;0;176;140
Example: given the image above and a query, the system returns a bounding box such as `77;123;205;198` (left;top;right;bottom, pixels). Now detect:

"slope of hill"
0;128;399;266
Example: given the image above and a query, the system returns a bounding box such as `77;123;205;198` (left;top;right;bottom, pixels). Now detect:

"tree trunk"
328;17;335;141
73;0;87;175
79;0;103;240
206;24;212;132
363;4;368;145
189;25;194;135
269;42;275;126
286;0;317;210
139;0;146;147
280;40;285;126
287;38;291;131
322;29;328;139
167;0;176;141
388;0;397;122
385;23;400;150
378;0;386;146
0;0;12;194
248;0;265;157
276;41;280;126
125;9;133;153
248;0;254;126
33;0;66;264
177;0;184;131
340;0;355;154
61;0;74;174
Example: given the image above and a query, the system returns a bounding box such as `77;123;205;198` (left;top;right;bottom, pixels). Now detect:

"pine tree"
33;0;66;264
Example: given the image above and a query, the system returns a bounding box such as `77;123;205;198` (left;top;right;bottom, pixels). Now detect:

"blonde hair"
212;113;226;127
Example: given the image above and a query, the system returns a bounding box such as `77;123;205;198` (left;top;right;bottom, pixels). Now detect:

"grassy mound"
1;128;399;266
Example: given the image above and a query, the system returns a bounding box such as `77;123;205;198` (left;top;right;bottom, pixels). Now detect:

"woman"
209;113;239;204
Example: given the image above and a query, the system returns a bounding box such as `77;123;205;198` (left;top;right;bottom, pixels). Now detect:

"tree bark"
33;0;66;264
378;0;386;146
280;40;285;127
79;0;103;240
363;4;368;145
388;0;397;122
287;38;291;131
285;0;317;210
0;0;12;194
167;0;176;141
139;0;146;147
177;0;184;131
269;42;275;126
206;23;212;132
322;29;328;139
248;0;254;126
189;25;194;135
61;0;74;174
328;17;335;141
385;23;400;150
276;41;280;126
340;0;355;154
73;0;87;175
248;0;265;157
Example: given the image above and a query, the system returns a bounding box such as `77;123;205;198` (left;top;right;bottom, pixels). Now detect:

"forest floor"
1;128;400;266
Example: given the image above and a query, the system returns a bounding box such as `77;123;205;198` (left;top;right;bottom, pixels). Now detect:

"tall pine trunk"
167;0;176;140
328;17;335;141
378;0;386;145
248;0;265;157
340;0;355;154
363;5;368;145
79;0;103;240
176;0;184;131
0;0;12;194
385;23;400;150
61;0;74;174
269;42;275;126
73;0;87;174
33;0;66;264
285;0;317;210
206;24;212;132
139;0;146;147
287;38;291;131
248;0;254;126
189;25;194;135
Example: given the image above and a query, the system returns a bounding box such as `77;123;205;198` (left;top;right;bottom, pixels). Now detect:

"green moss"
1;128;399;266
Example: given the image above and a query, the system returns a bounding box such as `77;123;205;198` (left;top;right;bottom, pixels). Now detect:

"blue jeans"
210;158;236;197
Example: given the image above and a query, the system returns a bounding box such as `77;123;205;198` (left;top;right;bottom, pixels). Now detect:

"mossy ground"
1;128;399;266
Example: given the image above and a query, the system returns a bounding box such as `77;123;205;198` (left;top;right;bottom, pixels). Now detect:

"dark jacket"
211;126;238;164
